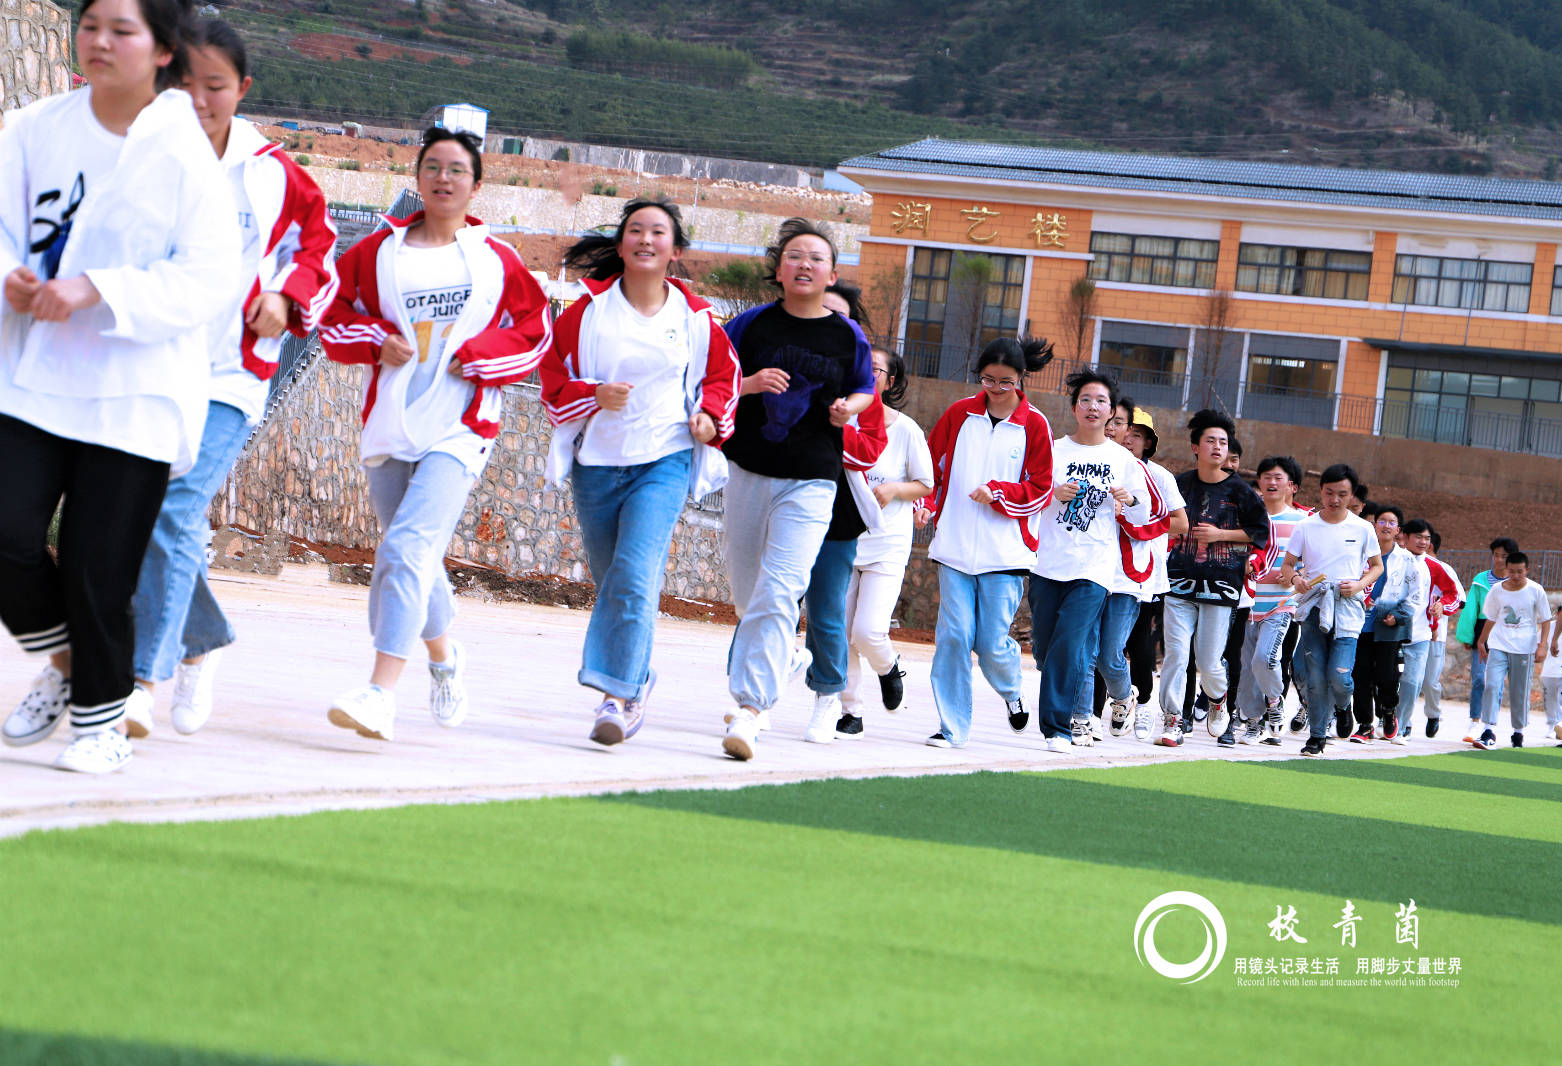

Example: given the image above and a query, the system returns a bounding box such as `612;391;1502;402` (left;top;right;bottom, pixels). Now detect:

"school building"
839;139;1562;458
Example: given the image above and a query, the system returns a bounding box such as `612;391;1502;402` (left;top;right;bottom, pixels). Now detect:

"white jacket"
0;88;241;474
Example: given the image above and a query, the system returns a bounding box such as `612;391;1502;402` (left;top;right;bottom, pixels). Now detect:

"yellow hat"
1131;408;1155;433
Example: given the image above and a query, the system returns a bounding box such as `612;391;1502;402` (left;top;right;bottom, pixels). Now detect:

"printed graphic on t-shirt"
1056;460;1112;533
759;342;841;442
31;173;85;279
404;284;471;362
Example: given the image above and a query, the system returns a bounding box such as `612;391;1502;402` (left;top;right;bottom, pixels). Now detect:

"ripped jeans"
1295;615;1357;741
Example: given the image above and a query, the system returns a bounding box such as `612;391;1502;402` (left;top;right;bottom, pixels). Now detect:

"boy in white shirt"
1473;551;1552;750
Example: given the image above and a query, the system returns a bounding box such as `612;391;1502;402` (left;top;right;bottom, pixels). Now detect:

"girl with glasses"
319;126;551;743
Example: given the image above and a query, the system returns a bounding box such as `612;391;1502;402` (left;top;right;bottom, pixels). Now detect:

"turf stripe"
608;771;1561;923
1255;756;1562;804
0;1029;359;1066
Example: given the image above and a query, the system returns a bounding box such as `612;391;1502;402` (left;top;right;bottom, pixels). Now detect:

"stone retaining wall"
1;0;71;112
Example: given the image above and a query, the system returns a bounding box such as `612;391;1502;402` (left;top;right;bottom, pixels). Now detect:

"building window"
1236;244;1370;301
1246;354;1335;393
903;247;1025;380
1391;255;1531;313
1551;264;1562;316
1382;364;1562;455
1087;232;1217;289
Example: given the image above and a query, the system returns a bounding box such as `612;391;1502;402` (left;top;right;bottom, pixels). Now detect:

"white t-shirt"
1482;579;1552;656
1031;435;1148;590
1406;551;1435;643
397;242;472;405
1136;461;1185;598
1541;641;1562;678
0;89;190;467
576;280;694;467
854;410;934;573
1285;511;1377;633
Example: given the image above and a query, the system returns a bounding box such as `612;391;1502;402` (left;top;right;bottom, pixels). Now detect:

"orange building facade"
840;140;1562;456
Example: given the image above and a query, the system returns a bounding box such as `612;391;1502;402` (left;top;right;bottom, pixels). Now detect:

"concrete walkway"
0;564;1523;838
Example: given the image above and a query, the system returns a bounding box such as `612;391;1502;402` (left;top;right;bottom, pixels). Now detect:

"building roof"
840;138;1562;222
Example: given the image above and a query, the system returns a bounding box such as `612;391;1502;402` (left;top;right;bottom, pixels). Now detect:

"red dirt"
291;33;471;67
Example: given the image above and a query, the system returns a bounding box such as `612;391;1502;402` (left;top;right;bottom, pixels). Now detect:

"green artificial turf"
0;750;1555;1065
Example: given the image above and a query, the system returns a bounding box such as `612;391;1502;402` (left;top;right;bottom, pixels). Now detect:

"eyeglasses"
781;251;832;265
978;375;1019;391
420;162;472;180
1077;396;1114;408
871;367;890;379
1105;417;1127;429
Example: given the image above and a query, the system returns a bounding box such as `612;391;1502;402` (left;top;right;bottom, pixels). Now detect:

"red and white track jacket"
321;213;551;472
923;392;1053;574
1424;554;1466;639
539;274;740;497
211;118;338;422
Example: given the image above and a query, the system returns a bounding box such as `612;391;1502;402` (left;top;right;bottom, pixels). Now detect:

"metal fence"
897;340;1562;458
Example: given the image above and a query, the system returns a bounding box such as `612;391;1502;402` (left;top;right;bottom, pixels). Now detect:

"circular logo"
1134;891;1227;984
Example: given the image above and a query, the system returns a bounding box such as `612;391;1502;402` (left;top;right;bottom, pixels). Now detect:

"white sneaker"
54;729;132;774
804;693;841;744
588;697;629;746
1132;704;1154;742
123;684;154;739
3;665;71;747
1207;694;1230;738
1109;693;1134;736
1046;735;1073;754
722;708;760;760
328;684;396;741
788;645;812;682
1090;716;1106;742
756;709;772;732
428;640;469;728
170;649;223;735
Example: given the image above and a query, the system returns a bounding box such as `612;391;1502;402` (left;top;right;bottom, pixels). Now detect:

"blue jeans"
1469;644;1508;720
1074;592;1141;717
131;402;252;682
1235;611;1293;722
1423;639;1448;720
1482;650;1533;730
364;452;476;658
930;565;1023;746
572;449;691;701
723;465;835;711
1295;616;1357;740
1028;575;1108;739
804;538;858;695
1396;639;1432;733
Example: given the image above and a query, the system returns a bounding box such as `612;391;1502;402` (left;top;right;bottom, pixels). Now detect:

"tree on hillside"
701;260;773;317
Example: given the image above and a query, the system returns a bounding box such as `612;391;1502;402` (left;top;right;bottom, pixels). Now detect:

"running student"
1418;528;1463;737
1233;456;1306;745
1120;409;1185;740
540;199;739;746
320;127;551;742
796;283;888;745
1159;410;1268;747
1030;368;1151;751
0;0;242;773
1539;604;1562;744
1281;464;1382;757
1472;551;1550;750
835;346;932;738
717;219;875;761
922;337;1054;749
1456;536;1518;730
1391;518;1438;743
1350;504;1420;743
125;17;339;739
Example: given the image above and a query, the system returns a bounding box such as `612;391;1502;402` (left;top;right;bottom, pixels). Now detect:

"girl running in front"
0;0;241;773
124;17;339;739
835;346;933;738
922;337;1055;748
539;199;739;746
319;127;551;742
719;218;875;760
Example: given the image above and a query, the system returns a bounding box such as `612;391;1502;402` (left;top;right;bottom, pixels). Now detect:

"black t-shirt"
1166;470;1271;606
721;302;873;482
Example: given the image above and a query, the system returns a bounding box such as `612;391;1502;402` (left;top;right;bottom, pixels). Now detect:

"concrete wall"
512;136;814;189
1;0;71;112
211;358;730;603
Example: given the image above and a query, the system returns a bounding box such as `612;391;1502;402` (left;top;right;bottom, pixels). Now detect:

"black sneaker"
926;732;953;748
1425;718;1440;738
1005;696;1028;733
1289;710;1307;735
1381;715;1399;741
1403;723;1414;738
1472;729;1496;751
1335;709;1352;738
1349;728;1372;744
1512;731;1525;748
1300;737;1325;757
835;713;863;738
1217;727;1236;747
878;660;906;712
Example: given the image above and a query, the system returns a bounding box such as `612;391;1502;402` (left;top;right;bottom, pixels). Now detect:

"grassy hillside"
221;0;1562;174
